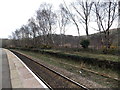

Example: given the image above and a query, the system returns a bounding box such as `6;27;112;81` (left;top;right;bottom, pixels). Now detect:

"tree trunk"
86;24;89;36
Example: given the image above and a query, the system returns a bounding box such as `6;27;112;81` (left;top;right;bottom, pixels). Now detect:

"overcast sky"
0;0;118;38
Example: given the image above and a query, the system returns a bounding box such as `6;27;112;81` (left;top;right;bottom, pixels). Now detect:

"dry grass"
16;49;120;88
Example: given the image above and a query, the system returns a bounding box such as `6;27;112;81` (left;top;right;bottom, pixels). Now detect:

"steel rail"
11;50;89;90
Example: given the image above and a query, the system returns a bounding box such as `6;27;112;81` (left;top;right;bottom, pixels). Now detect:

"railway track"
11;50;89;90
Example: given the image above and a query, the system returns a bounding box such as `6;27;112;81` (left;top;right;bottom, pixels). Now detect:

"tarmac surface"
1;48;49;89
1;48;12;88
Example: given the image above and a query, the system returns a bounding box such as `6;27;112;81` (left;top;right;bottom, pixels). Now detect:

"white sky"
0;0;118;38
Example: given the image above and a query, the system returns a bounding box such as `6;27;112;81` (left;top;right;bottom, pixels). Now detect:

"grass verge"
45;49;120;62
14;49;120;88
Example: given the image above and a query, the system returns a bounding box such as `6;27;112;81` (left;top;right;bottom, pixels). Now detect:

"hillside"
1;28;119;49
51;28;119;48
87;28;119;49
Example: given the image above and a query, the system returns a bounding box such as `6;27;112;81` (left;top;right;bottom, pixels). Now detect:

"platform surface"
1;49;48;89
1;48;12;88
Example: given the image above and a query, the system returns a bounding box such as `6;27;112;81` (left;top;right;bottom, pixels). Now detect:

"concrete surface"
2;49;49;89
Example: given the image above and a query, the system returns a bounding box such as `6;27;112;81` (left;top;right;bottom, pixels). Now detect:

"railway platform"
1;48;49;89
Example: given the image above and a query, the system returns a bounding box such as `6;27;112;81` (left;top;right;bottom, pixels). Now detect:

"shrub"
102;45;119;55
40;44;52;49
80;39;90;49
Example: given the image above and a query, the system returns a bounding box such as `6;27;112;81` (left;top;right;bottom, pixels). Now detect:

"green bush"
80;39;90;49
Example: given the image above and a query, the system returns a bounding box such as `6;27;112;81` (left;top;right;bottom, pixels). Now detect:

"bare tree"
28;17;38;47
57;4;70;46
62;1;81;47
14;29;21;40
19;25;31;47
71;0;94;36
22;25;30;39
36;3;57;45
118;1;120;50
36;7;48;45
63;0;80;37
94;0;117;51
11;31;18;47
14;29;22;46
12;28;25;47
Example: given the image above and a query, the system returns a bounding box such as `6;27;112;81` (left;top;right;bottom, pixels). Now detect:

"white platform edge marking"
9;50;49;89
